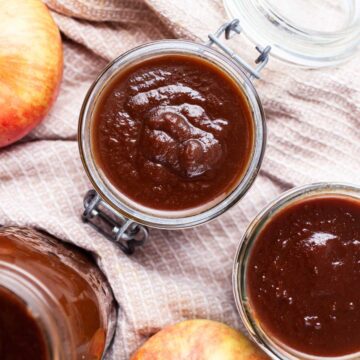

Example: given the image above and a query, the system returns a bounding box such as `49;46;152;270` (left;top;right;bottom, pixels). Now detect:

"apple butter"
247;196;360;357
0;227;116;360
92;54;254;211
0;286;48;359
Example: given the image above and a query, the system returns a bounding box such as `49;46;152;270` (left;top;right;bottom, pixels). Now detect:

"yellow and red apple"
131;319;270;360
0;0;63;147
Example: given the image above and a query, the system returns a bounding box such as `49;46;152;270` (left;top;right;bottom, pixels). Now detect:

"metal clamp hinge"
82;190;149;255
207;19;271;80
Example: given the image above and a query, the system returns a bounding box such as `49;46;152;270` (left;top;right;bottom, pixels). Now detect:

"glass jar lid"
224;0;360;67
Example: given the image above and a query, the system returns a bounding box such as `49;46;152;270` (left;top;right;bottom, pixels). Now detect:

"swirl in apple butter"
247;195;360;357
92;55;253;211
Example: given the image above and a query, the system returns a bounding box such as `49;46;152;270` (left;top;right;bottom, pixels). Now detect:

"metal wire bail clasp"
207;19;271;80
82;190;149;255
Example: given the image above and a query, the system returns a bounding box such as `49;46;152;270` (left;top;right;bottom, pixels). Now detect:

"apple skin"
131;319;270;360
0;0;63;148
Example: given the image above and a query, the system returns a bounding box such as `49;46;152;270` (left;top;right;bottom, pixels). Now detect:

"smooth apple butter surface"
247;196;360;357
92;55;253;211
0;287;48;359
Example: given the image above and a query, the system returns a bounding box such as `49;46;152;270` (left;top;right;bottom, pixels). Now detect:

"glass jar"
233;182;360;359
224;0;360;67
0;226;116;360
79;25;267;253
78;7;359;253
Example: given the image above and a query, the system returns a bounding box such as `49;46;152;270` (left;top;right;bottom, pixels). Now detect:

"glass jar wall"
0;227;116;360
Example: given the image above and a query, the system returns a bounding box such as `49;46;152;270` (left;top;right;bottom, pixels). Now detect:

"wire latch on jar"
82;190;149;255
207;19;271;80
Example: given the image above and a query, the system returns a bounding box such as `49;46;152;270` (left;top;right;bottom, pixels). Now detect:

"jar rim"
78;39;266;229
233;182;360;360
224;0;360;67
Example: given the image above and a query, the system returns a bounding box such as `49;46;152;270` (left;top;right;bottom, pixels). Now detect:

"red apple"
131;319;270;360
0;0;63;147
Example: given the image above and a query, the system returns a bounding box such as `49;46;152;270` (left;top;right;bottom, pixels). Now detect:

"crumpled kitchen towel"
0;0;359;359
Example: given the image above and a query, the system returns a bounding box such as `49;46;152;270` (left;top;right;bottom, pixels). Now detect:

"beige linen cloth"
0;0;359;358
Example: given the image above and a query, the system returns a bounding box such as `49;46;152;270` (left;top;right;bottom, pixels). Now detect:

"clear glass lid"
224;0;360;67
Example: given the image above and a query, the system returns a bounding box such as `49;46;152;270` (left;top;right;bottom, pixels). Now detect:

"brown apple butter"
92;54;254;211
0;286;48;359
247;196;360;357
0;227;116;360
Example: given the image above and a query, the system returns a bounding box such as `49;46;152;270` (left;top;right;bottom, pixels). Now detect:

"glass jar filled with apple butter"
79;21;267;252
79;11;359;252
0;226;116;360
233;183;360;359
